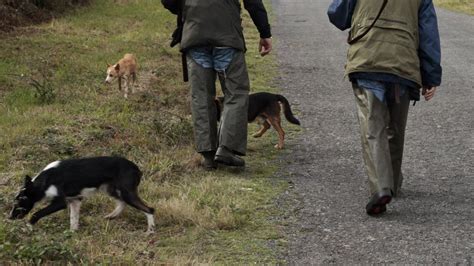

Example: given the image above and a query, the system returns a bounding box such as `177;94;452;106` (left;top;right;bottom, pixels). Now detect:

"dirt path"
271;0;474;264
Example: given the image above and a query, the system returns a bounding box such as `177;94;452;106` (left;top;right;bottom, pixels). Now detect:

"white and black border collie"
9;156;155;234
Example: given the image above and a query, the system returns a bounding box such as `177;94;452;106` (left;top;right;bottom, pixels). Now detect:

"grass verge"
0;0;297;263
434;0;474;15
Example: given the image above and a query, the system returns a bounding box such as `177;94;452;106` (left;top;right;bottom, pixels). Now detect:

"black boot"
201;151;217;170
366;188;392;216
214;146;245;167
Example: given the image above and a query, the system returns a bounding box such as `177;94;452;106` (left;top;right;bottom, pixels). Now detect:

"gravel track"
271;0;474;264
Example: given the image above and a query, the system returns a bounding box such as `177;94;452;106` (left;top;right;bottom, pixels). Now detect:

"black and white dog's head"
10;175;37;220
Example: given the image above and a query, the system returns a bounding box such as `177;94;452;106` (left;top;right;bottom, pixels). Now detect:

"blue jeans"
188;46;236;72
356;79;407;103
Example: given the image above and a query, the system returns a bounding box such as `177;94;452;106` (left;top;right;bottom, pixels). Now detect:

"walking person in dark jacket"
328;0;442;215
162;0;272;169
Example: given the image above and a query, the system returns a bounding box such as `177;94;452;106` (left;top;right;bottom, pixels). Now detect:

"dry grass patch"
0;0;290;264
435;0;474;14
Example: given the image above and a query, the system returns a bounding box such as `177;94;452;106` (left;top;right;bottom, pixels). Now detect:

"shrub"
153;113;194;147
27;71;56;104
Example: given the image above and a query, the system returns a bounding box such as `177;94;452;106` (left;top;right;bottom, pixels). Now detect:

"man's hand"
259;38;272;56
422;86;437;101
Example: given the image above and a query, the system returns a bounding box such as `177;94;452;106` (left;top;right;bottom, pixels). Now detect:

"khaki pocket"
352;18;418;50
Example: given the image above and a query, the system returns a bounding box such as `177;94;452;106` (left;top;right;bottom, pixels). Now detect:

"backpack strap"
347;0;388;45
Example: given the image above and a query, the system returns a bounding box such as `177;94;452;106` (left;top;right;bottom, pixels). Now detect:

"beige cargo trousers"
352;84;410;196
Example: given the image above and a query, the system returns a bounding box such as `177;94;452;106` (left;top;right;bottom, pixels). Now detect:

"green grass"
435;0;474;15
0;0;298;263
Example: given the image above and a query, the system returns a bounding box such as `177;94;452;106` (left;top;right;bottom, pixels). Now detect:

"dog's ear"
107;62;112;67
24;175;32;186
115;64;120;71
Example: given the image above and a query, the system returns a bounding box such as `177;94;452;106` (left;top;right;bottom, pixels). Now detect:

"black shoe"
201;151;217;170
366;189;392;216
214;146;245;167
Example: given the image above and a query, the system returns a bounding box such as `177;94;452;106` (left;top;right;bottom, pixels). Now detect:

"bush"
28;71;56;104
153;113;194;147
33;0;90;12
0;0;90;31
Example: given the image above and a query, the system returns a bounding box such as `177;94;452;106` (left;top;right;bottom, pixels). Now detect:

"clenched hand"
422;86;437;101
259;38;272;56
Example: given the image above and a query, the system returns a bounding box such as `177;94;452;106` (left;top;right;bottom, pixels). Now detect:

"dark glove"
170;25;183;47
161;0;179;14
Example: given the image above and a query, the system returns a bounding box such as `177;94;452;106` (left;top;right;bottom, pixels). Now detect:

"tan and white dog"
105;53;138;98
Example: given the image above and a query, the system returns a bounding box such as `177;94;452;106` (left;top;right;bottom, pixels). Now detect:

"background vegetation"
435;0;474;14
0;0;90;31
0;0;296;263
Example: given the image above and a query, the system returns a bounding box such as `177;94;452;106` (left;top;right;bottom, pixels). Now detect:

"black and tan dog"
216;92;300;149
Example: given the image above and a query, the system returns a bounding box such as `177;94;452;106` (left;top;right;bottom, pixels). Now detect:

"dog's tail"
276;94;300;125
214;96;224;122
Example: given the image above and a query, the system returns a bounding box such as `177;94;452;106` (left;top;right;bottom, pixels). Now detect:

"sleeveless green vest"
346;0;423;87
180;0;246;52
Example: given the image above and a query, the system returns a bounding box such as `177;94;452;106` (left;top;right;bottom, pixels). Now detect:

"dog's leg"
29;197;67;225
69;200;82;231
253;120;271;138
131;72;136;93
120;189;155;233
268;117;285;149
145;213;155;235
104;200;125;219
118;76;122;92
124;77;129;98
128;75;133;94
123;76;131;98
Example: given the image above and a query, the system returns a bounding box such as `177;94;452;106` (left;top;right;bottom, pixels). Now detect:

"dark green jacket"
180;0;246;52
